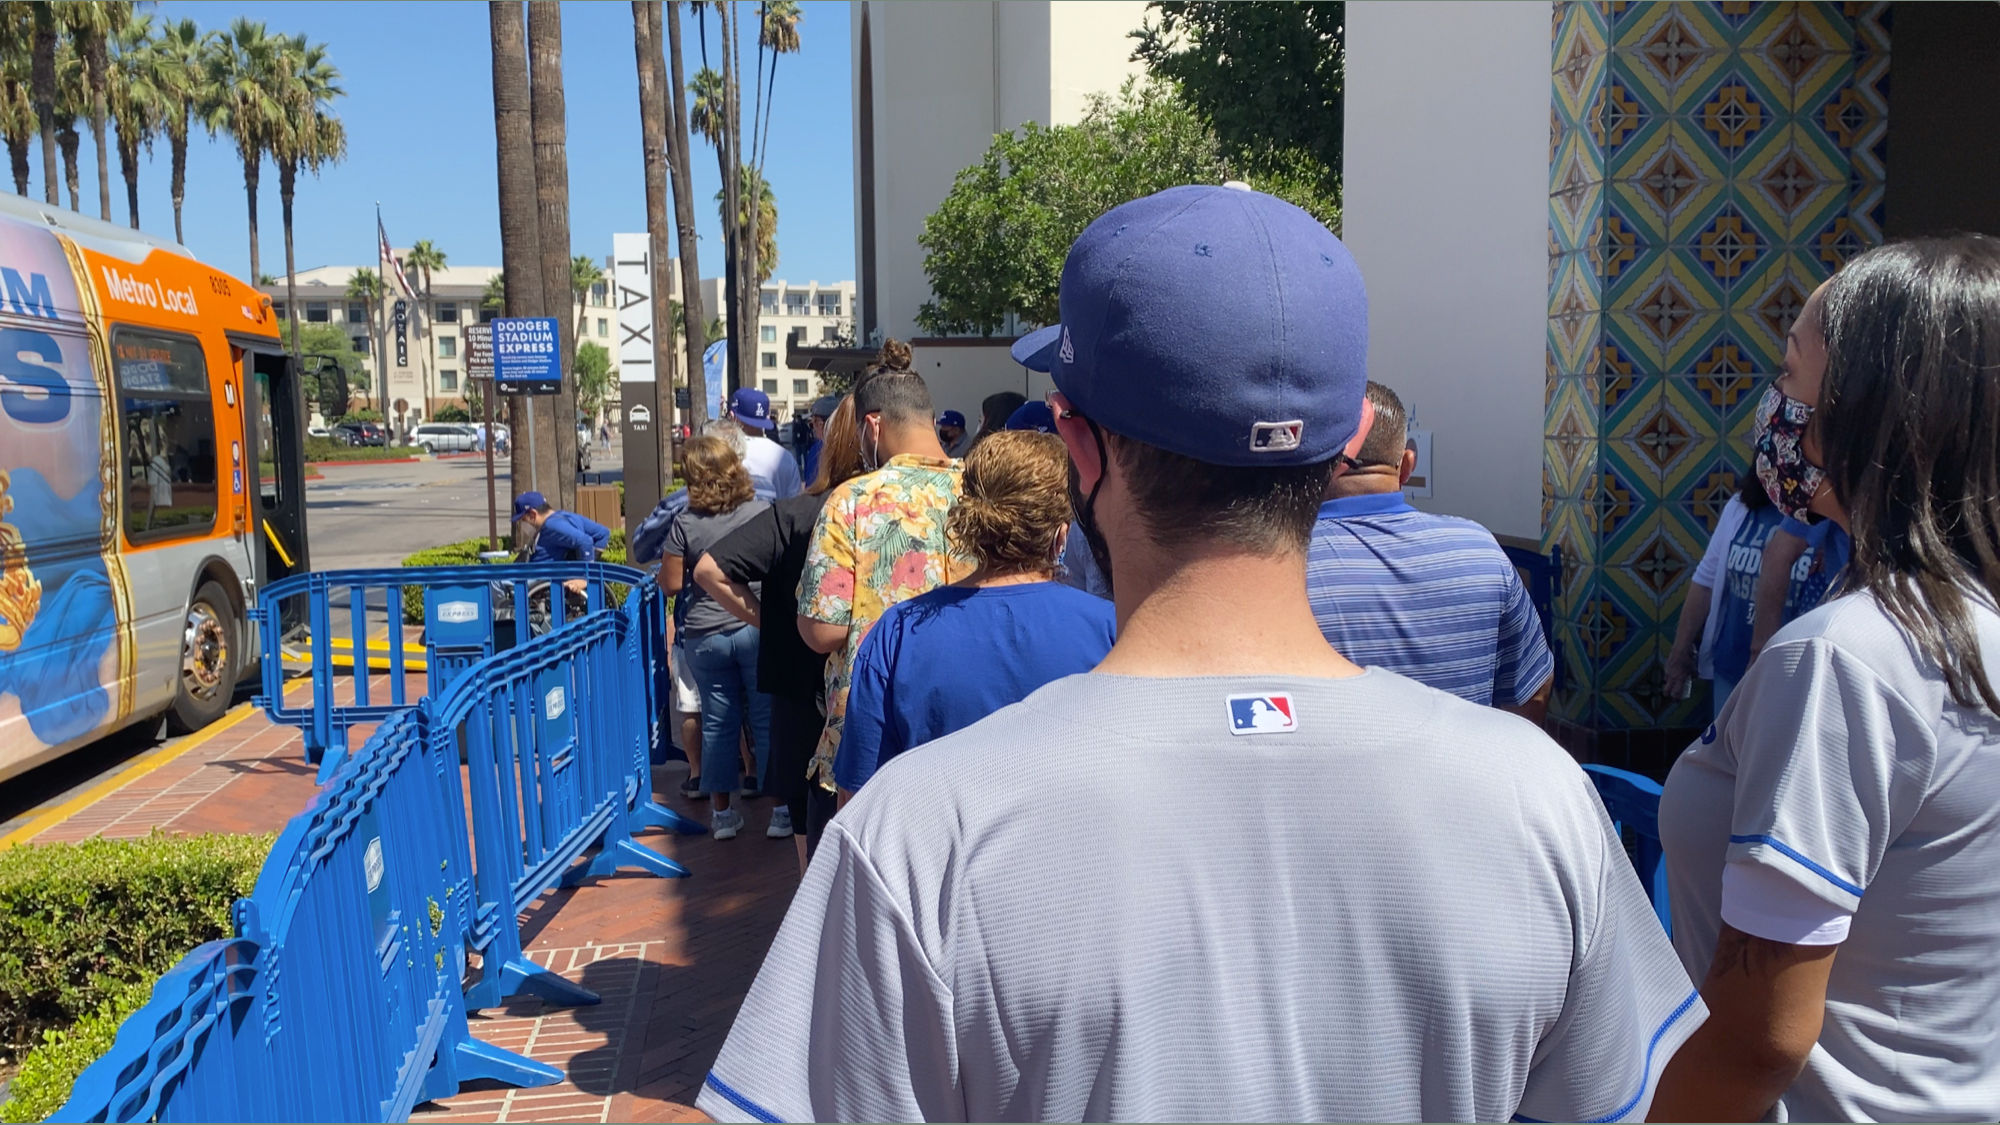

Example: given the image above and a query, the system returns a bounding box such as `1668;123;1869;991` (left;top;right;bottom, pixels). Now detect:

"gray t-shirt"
697;670;1702;1123
662;500;769;638
1662;590;2000;1122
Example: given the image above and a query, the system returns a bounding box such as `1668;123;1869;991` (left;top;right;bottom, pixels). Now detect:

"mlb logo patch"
1249;420;1304;453
1227;693;1297;736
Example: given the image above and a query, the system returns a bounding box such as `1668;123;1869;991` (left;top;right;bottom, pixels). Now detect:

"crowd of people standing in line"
530;184;1999;1123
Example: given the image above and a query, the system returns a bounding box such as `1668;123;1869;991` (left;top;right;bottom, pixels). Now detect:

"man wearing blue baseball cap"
701;186;1701;1123
728;386;803;502
935;408;973;458
512;490;609;564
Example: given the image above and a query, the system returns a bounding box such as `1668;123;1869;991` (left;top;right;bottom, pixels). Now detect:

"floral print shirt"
797;455;971;787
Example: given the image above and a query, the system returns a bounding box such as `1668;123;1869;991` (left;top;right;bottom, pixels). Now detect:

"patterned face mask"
1751;384;1825;522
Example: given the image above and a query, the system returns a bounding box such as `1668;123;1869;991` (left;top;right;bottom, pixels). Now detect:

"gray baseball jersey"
699;670;1702;1122
1662;591;2000;1121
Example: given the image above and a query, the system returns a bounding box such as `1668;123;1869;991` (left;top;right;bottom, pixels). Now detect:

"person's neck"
1095;540;1361;680
962;566;1052;589
878;422;948;462
1325;472;1402;501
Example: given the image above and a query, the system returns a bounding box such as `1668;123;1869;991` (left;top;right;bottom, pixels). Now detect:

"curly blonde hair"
946;430;1070;576
683;434;755;514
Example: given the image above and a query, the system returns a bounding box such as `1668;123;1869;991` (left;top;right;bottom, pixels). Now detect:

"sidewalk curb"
311;456;423;468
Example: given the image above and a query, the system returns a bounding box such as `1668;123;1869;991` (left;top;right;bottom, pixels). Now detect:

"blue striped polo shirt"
1306;493;1555;707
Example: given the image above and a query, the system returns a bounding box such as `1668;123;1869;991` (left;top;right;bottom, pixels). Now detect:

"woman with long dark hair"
694;397;867;871
1654;235;2000;1122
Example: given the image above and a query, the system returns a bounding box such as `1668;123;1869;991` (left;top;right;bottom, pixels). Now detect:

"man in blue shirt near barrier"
1305;381;1555;723
513;490;608;563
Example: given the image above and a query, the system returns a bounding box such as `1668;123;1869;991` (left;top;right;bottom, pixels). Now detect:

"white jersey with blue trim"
1663;590;2000;1122
697;670;1701;1123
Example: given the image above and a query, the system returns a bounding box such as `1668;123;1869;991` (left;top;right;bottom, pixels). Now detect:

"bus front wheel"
168;581;238;734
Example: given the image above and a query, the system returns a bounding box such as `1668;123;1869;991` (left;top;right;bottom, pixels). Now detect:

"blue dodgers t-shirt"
834;582;1116;792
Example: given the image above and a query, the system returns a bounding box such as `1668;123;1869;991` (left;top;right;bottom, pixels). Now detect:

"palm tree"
0;5;34;196
752;1;799;171
53;38;83;211
481;272;505;312
569;253;602;358
491;0;544;499
527;0;578;506
346;267;382;407
690;62;742;391
269;34;344;379
29;1;55;204
204;19;283;284
717;164;776;283
740;0;797;358
148;17;212;244
58;0;134;221
405;239;446;416
107;12;159;229
633;1;675;440
663;1;707;424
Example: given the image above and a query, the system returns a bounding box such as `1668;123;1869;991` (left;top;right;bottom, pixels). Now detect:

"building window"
760;291;778;314
597;317;608;337
761;351;777;369
438;335;457;359
817;295;841;316
789;326;806;346
440;369;458;391
792;378;810;396
114;330;217;543
346;301;367;322
760;324;777;343
478;306;496;323
784;297;809;316
272;301;287;318
591;281;608;306
306;301;329;323
435;301;458;323
350;335;368;353
761;378;778;394
821;326;839;343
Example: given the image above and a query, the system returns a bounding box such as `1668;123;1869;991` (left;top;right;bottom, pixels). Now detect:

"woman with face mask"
1652;235;2000;1122
830;431;1116;802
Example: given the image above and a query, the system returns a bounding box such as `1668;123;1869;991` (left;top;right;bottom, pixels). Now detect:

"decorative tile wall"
1545;1;1889;737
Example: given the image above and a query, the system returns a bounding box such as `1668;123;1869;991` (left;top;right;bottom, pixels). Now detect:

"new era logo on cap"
1058;327;1075;365
1227;693;1297;735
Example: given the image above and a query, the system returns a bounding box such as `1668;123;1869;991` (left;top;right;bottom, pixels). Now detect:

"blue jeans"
686;625;772;796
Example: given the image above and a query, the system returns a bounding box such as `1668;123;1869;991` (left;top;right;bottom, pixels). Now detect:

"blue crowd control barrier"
55;709;560;1124
432;606;692;1012
255;562;643;781
1583;764;1671;934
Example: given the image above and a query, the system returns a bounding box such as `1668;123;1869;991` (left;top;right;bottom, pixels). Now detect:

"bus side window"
111;328;218;543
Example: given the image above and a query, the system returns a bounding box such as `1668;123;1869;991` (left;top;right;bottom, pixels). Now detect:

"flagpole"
374;203;392;433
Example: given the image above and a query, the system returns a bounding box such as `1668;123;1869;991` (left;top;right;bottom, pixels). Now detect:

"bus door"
241;346;309;609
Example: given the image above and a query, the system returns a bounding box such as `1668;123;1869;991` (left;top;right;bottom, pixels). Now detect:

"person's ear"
1342;398;1376;464
1399;446;1416;486
1051;393;1105;492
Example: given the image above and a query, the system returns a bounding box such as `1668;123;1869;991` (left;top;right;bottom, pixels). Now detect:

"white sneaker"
766;808;794;838
712;808;744;840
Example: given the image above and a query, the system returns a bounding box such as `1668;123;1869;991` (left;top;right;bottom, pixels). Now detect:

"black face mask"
1066;422;1113;595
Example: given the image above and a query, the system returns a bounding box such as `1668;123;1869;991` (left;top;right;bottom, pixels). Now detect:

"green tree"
268;33;345;381
1130;1;1345;202
344;267;382;407
29;1;56;204
405;238;446;416
51;36;82;211
569;252;601;356
0;4;33;196
203;18;282;282
57;0;134;221
574;339;613;424
916;81;1336;337
714;163;775;285
480;271;505;312
107;12;160;229
146;17;211;244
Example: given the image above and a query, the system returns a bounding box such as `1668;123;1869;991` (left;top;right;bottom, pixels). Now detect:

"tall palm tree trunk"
57;124;78;211
528;0;577;509
31;13;54;206
87;44;109;221
635;1;676;455
170;112;188;243
664;1;707;426
719;1;745;395
6;134;27;196
278;159;302;376
117;125;139;228
491;0;543;500
241;151;261;285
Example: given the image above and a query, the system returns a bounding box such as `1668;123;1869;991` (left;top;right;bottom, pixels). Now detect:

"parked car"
332;421;387;447
307;425;330;439
410;423;477;454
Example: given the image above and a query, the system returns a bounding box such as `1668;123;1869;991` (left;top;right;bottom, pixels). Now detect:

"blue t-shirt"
1781;515;1851;613
834;582;1116;792
528;510;609;563
1305;493;1555;707
1707;510;1848;683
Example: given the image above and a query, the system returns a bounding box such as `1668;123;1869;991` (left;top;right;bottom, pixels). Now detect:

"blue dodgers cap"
1010;184;1368;466
511;491;547;522
729;387;775;430
937;409;967;429
1004;401;1057;433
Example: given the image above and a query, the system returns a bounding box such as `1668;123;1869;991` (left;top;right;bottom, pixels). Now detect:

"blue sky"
32;0;855;286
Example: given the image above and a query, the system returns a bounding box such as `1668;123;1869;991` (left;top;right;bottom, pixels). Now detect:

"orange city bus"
0;196;311;783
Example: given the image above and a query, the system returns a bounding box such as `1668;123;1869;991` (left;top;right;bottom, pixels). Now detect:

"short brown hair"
682;434;754;514
1357;381;1408;467
1111;433;1330;554
947;431;1071;575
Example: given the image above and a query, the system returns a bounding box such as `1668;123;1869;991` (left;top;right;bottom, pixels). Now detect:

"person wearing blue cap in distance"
935;409;973;458
728;387;803;502
698;185;1702;1124
512;490;608;564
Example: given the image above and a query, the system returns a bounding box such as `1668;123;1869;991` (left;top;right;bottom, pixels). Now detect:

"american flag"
377;216;419;302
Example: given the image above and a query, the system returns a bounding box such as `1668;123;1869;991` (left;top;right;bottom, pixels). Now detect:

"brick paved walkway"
5;670;800;1122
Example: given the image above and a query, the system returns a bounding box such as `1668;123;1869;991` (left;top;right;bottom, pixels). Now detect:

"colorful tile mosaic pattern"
1545;1;1889;731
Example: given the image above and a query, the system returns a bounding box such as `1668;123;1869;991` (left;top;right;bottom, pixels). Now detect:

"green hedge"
0;832;270;1068
302;436;423;463
397;531;627;623
0;979;149;1123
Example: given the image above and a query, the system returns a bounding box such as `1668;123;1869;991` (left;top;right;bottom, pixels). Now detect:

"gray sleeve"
697;822;962;1123
1514;782;1705;1123
1720;632;1935;916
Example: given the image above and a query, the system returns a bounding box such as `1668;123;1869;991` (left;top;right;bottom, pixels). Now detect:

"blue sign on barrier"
426;584;492;649
493;316;561;396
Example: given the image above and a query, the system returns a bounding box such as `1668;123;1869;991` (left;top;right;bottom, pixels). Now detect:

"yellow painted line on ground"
0;702;258;849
